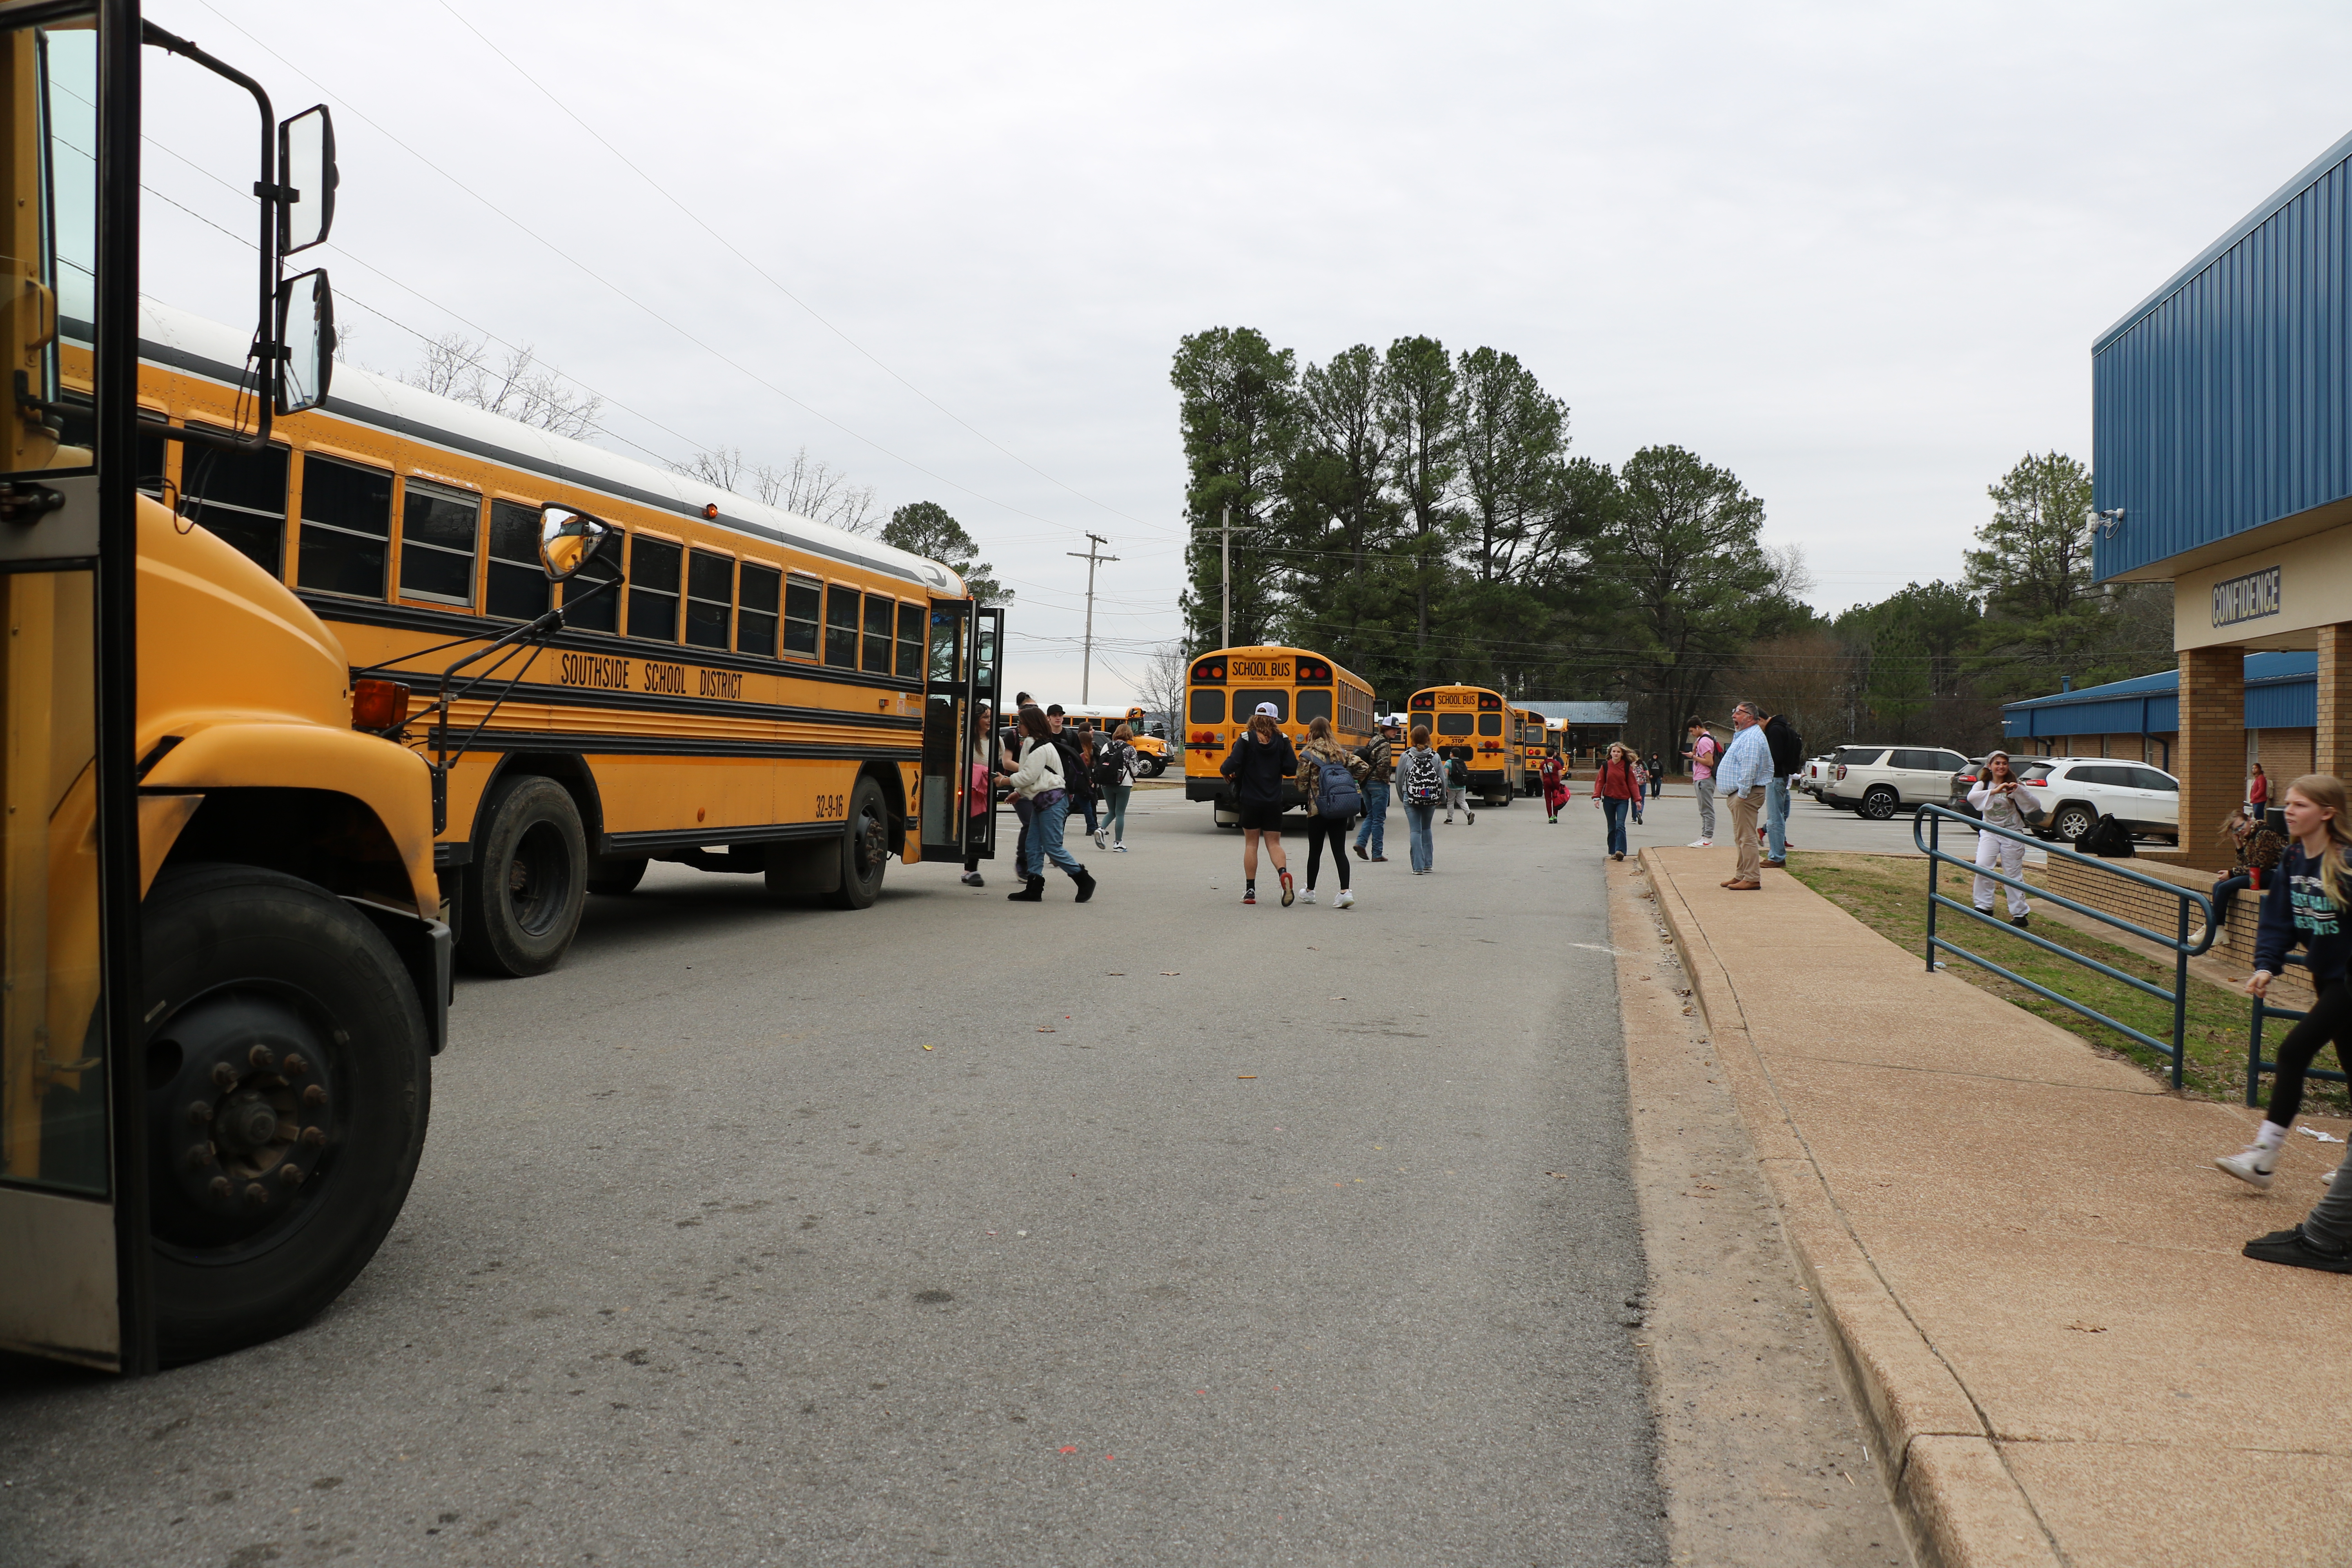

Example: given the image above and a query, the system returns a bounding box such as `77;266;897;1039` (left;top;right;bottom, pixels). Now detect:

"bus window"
825;584;860;667
485;499;550;620
399;479;481;607
684;550;733;650
1296;689;1332;724
897;603;924;678
739;563;780;656
563;535;621;632
628;537;682;640
1232;689;1287;722
1436;712;1474;737
181;427;289;577
783;573;820;657
298;454;393;599
1478;713;1503;736
1188;688;1225;724
862;594;893;672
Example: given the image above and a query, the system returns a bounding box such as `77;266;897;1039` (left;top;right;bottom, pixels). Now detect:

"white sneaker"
1335;889;1355;909
1094;828;1108;849
1688;838;1712;848
2216;1145;2278;1190
1113;843;1129;853
1300;888;1316;904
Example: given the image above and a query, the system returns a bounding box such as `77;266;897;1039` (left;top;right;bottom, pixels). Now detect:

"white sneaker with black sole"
2216;1145;2279;1190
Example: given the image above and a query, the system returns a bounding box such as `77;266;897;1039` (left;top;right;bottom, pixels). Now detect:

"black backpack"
2074;813;2135;858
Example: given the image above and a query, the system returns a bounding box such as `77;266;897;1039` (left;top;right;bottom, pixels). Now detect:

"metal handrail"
2245;952;2352;1107
1915;805;2214;1089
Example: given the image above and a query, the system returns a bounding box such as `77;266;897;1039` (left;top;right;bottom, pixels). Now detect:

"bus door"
920;601;1003;863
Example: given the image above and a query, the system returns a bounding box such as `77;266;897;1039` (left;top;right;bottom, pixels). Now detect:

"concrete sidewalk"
1632;847;2352;1568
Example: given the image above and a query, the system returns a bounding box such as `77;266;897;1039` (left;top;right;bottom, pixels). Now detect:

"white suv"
1802;753;1835;798
2013;758;2180;845
1820;744;1970;820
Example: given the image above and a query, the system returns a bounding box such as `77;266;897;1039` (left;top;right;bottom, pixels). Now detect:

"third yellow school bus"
1513;706;1546;794
1184;646;1374;824
1407;684;1515;806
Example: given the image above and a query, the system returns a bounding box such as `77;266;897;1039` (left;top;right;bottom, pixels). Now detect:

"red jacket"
1595;759;1640;800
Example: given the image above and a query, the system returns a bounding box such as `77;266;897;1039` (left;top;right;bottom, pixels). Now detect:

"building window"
896;603;923;679
628;537;682;641
297;454;393;599
739;563;780;657
684;550;733;651
824;584;859;668
485;499;550;621
398;479;481;607
181;427;290;577
783;574;821;659
862;594;893;672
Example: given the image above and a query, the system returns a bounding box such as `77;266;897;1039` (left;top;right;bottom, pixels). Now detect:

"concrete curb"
1635;848;2062;1568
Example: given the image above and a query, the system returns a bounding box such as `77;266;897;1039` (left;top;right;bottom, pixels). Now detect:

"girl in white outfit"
1967;751;2042;927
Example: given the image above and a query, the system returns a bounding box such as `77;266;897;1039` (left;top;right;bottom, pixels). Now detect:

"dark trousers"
1304;815;1350;891
1601;795;1629;855
2209;872;2250;930
2268;976;2352;1127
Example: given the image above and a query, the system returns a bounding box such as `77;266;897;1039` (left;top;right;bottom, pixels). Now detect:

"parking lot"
1608;784;2048;864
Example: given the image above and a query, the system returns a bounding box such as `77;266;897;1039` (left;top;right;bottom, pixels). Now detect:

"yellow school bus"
1058;704;1169;775
132;301;998;979
1183;646;1374;825
1407;684;1516;806
1513;706;1546;794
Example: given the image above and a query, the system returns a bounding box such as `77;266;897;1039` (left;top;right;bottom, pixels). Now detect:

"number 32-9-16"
815;793;846;820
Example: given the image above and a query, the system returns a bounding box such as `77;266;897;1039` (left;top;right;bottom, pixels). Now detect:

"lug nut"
282;1054;307;1078
300;1126;326;1148
210;1062;239;1090
187;1101;212;1125
302;1085;327;1108
208;1176;231;1201
243;1183;269;1207
185;1143;213;1169
248;1045;277;1072
277;1163;304;1186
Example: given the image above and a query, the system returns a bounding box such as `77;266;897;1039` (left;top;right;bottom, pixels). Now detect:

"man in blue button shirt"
1715;701;1773;889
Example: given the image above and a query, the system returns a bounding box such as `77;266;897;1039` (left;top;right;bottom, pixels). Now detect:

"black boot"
1072;867;1097;903
1007;876;1044;902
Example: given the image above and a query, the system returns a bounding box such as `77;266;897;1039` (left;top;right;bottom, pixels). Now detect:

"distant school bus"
1184;646;1374;826
133;303;1000;979
1057;704;1169;776
1407;684;1516;806
1513;706;1547;794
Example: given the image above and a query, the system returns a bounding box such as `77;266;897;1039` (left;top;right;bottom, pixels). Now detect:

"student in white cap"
1218;701;1299;905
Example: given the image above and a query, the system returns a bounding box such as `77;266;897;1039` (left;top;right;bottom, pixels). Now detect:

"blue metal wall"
2093;130;2352;581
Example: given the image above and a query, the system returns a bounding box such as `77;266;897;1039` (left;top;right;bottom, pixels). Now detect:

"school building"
2020;126;2352;871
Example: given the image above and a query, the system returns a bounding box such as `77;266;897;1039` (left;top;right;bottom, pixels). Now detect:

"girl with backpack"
1444;753;1474;825
1003;706;1096;903
1399;725;1447;874
1541;749;1570;823
1295;715;1371;907
1100;723;1142;852
1219;702;1299;905
1593;743;1640;861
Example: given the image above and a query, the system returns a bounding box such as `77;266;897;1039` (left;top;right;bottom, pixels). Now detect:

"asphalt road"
1;789;1666;1567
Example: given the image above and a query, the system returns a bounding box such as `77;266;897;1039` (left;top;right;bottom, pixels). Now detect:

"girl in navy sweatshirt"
2218;773;2352;1191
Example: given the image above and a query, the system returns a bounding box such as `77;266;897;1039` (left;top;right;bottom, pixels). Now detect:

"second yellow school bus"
1407;684;1516;806
1513;706;1546;794
1184;646;1374;824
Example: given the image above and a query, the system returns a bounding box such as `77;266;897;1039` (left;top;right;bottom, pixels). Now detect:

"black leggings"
2268;976;2352;1126
1303;815;1350;891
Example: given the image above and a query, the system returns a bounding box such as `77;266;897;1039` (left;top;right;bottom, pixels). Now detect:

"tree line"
1171;326;2172;761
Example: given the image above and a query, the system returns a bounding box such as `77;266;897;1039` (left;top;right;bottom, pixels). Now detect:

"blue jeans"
1601;795;1629;856
1024;794;1083;878
1766;777;1790;860
1356;786;1389;857
1405;804;1436;871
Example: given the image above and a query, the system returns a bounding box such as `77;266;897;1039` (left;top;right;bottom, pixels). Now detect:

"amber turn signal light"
352;678;411;731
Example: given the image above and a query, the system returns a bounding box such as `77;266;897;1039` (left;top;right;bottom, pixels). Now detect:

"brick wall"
2321;624;2352;780
2257;727;2316;787
2042;854;2311;1000
2178;647;2243;872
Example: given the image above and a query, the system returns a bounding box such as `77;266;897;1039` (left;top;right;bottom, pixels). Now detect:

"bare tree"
1138;640;1191;738
401;333;604;441
671;444;880;536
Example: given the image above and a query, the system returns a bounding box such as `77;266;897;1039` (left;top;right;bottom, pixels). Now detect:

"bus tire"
140;864;430;1367
586;855;649;897
459;775;588;976
827;775;891;910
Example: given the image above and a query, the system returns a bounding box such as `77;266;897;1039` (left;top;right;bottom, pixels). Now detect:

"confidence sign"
2212;566;2281;628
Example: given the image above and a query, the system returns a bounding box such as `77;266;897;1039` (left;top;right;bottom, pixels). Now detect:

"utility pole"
1221;505;1232;652
1066;532;1119;702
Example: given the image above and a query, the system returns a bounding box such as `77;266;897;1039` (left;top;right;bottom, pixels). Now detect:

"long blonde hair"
2287;775;2352;908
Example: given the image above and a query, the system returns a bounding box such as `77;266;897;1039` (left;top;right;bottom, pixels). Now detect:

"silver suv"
1820;744;1969;820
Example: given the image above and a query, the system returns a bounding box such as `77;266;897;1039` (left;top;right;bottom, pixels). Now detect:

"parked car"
1801;753;1835;798
1947;755;1997;819
2012;757;2180;845
1818;744;1971;820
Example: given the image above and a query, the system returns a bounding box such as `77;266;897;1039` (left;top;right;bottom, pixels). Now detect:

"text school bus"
1406;685;1517;806
136;303;1000;978
1183;646;1374;826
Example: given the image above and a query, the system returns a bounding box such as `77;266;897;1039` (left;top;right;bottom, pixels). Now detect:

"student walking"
1354;719;1398;862
1593;743;1639;860
1220;702;1299;905
1002;706;1096;903
1628;755;1648;826
1044;707;1102;845
1100;723;1141;851
1683;718;1719;847
1713;702;1773;889
1541;748;1570;823
1646;753;1663;803
1444;754;1474;825
2217;774;2352;1191
1399;725;1446;873
1965;751;2042;926
1296;716;1370;907
962;701;996;887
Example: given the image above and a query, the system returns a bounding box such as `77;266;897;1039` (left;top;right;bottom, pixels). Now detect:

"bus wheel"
827;776;890;910
586;855;649;896
460;775;588;976
140;864;430;1367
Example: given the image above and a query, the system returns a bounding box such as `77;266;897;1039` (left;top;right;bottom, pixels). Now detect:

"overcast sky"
140;2;2352;706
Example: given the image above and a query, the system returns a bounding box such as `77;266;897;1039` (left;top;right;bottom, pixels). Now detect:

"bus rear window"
1296;690;1332;724
783;574;820;657
1437;713;1474;736
1187;688;1225;724
739;563;780;657
1478;713;1502;736
1232;689;1287;722
628;537;682;641
825;586;859;668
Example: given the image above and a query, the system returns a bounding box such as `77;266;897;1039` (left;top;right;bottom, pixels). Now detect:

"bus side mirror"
539;505;615;580
278;104;338;256
274;269;334;414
